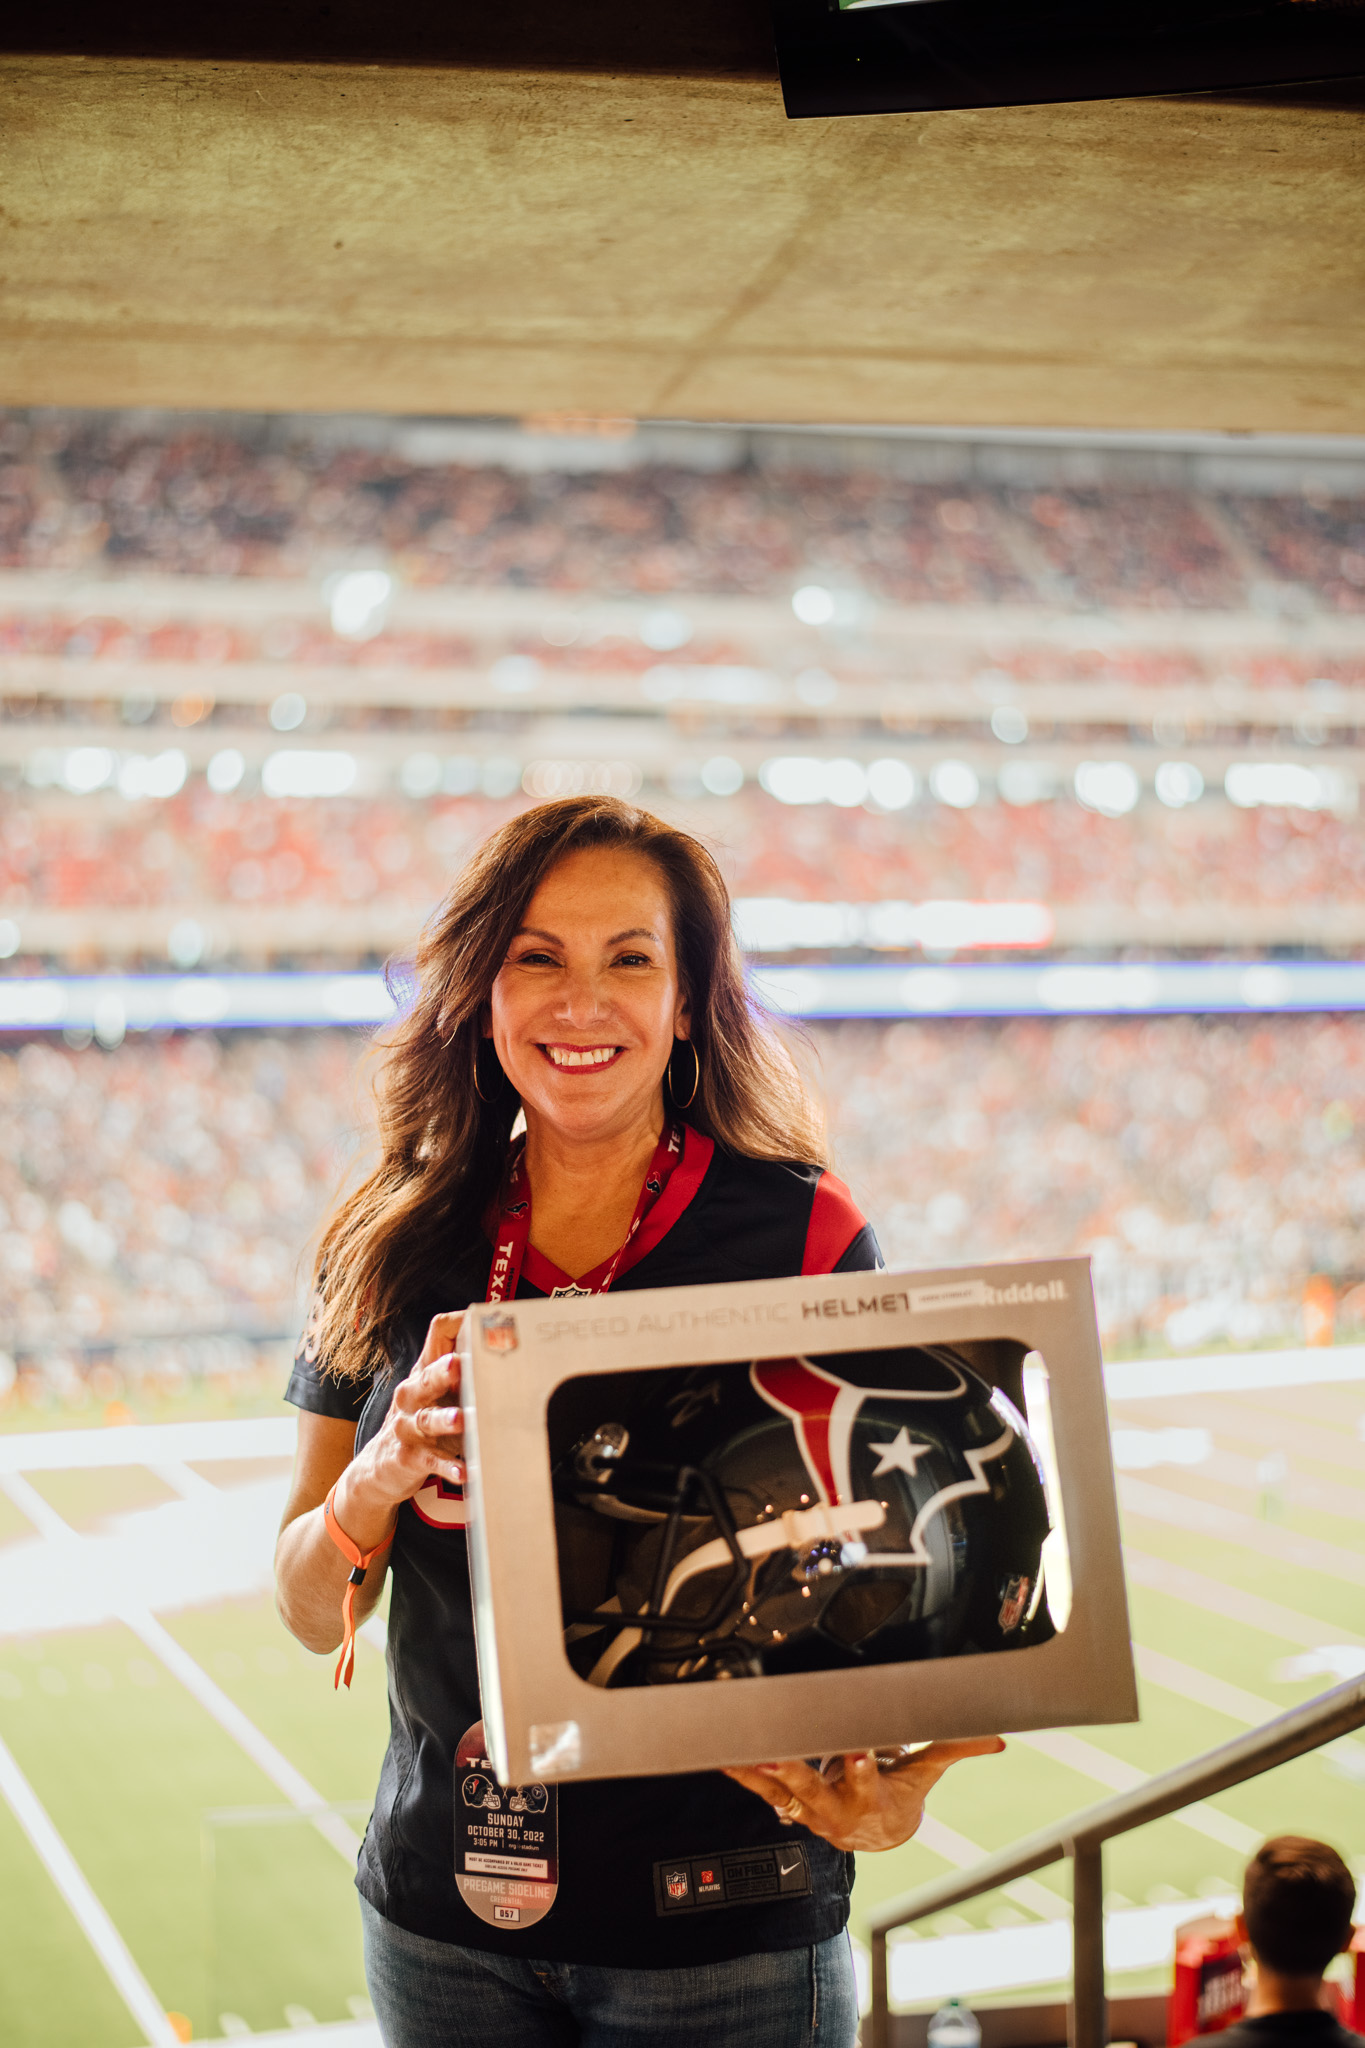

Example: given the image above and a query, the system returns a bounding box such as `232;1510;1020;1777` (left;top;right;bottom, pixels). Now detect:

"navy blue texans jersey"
287;1130;880;1969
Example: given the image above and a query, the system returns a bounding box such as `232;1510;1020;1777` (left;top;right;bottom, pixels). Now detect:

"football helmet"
552;1344;1055;1688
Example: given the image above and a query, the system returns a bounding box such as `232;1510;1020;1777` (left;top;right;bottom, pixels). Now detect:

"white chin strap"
584;1497;887;1689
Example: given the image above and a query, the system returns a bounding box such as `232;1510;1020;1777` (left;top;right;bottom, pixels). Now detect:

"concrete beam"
0;57;1362;432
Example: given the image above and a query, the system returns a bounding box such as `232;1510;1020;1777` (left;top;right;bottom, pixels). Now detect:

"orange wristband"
323;1481;383;1691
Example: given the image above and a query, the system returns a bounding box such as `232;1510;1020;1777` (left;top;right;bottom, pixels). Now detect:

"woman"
276;797;1000;2048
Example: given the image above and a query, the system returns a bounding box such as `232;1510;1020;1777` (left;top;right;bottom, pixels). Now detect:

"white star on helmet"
869;1426;932;1480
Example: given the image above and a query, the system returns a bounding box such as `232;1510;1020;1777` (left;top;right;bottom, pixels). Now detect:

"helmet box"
458;1256;1136;1786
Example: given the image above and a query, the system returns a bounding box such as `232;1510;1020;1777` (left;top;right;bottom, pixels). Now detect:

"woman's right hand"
337;1310;468;1533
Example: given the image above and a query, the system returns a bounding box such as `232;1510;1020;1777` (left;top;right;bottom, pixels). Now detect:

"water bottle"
927;1998;982;2048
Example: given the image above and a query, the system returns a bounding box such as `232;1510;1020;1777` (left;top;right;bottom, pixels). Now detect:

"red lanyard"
486;1122;683;1304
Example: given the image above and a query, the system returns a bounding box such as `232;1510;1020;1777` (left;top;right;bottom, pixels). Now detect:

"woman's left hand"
723;1737;1005;1854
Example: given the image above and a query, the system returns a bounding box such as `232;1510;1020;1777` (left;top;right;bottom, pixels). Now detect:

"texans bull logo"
748;1354;1017;1570
575;1346;1044;1690
412;1473;466;1528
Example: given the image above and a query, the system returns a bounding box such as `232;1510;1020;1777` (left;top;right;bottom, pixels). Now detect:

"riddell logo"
802;1276;1068;1322
481;1310;519;1353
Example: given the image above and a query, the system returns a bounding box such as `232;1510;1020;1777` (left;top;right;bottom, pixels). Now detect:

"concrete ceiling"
1;34;1362;434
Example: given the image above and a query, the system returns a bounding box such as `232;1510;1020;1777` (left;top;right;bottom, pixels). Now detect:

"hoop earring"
668;1038;700;1111
473;1039;502;1105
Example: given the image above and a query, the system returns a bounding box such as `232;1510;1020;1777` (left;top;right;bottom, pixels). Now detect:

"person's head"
1237;1836;1356;1981
313;797;825;1377
484;839;690;1150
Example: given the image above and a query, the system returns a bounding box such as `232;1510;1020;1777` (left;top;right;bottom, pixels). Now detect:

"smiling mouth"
540;1044;623;1071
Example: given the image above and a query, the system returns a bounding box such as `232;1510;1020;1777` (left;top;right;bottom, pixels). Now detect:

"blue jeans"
360;1895;859;2048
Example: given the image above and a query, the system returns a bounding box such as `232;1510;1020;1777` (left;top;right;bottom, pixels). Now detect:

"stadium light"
1155;761;1205;809
490;656;540;694
398;753;442;797
733;900;857;951
92;988;126;1048
866;759;916;811
699;756;745;796
269;692;307;732
522;761;643;799
11;960;1365;1035
915;902;1055;951
118;751;187;800
639;610;693;652
642;666;780;704
1224;762;1351;811
206;749;246;794
1075;760;1140;817
758;755;881;805
990;705;1029;745
760;757;831;805
327;569;391;641
792;584;835;625
481;757;523;798
930;760;980;809
732;898;1055;953
0;919;18;960
167;920;207;969
998;761;1059;807
825;759;869;808
60;748;118;794
261;751;358;799
794;669;839;706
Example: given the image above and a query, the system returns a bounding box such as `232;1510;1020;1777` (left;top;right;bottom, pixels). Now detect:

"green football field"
1;1368;1362;2045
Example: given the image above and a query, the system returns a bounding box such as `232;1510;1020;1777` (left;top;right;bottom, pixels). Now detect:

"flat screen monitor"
773;0;1365;117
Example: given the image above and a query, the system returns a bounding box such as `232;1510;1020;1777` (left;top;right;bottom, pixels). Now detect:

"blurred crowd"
721;788;1365;919
822;1010;1365;1350
5;786;1365;944
0;1031;364;1405
1;413;1362;611
3;415;1364;1401
3;1011;1364;1402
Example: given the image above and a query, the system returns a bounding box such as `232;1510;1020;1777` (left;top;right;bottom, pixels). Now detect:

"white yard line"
0;1471;360;1866
1012;1730;1260;1854
149;1460;223;1503
1124;1545;1365;1650
1119;1475;1365;1588
1134;1643;1286;1725
214;2027;380;2048
915;1815;1071;1921
1133;1643;1365;1780
0;1341;1357;1480
0;1727;181;2048
1104;1349;1365;1401
0;1418;297;1473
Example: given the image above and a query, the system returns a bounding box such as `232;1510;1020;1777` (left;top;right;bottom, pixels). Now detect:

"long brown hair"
313;797;826;1379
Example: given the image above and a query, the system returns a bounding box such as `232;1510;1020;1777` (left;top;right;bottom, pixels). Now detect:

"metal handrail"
867;1676;1365;2048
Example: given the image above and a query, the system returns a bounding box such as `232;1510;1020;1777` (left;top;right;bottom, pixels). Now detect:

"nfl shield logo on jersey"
480;1310;519;1353
997;1573;1031;1633
665;1869;689;1900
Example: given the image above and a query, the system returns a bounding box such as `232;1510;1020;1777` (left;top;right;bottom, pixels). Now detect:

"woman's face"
487;846;690;1143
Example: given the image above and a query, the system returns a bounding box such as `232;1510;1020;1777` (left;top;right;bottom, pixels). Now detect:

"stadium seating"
3;413;1365;1394
4;1012;1364;1399
0;412;1361;611
5;789;1365;942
